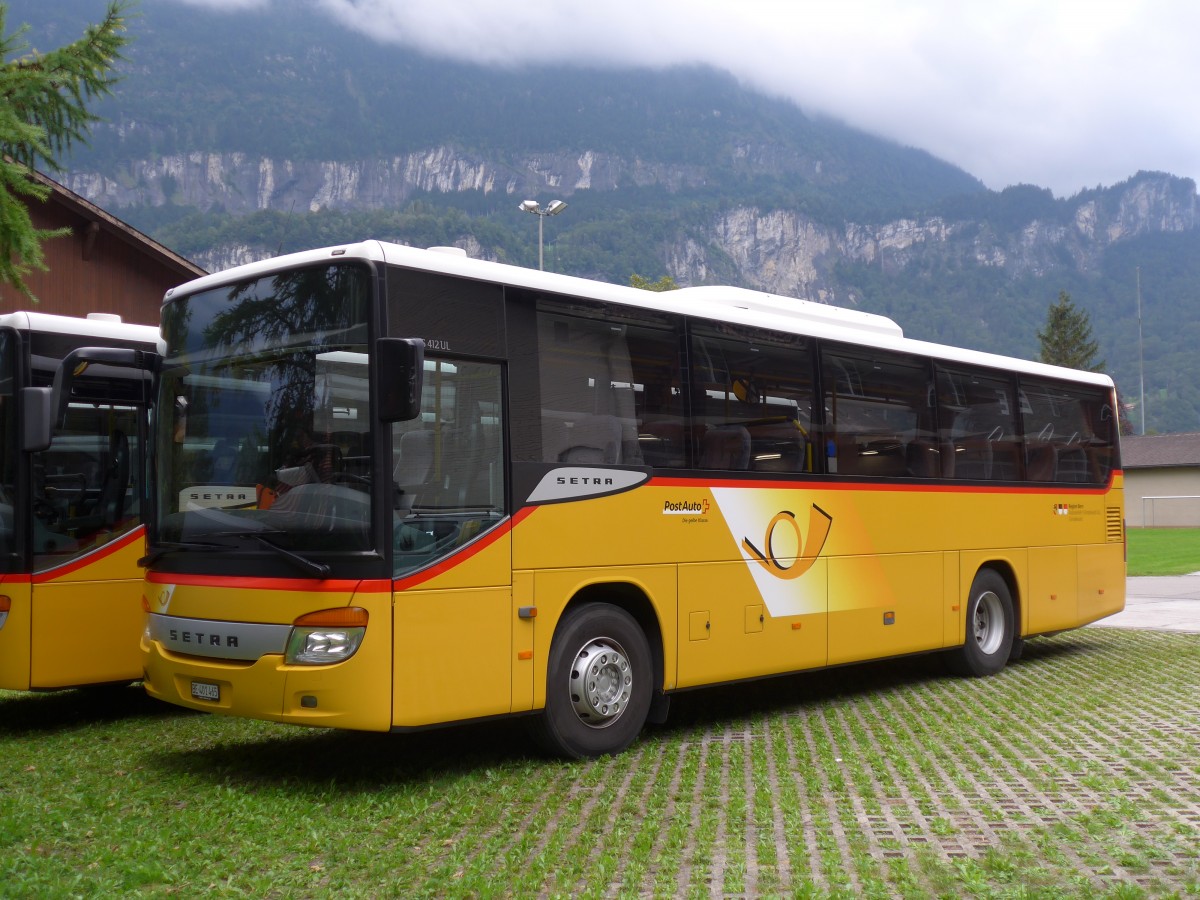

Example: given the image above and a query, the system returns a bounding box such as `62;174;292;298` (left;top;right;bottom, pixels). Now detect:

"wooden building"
0;168;204;325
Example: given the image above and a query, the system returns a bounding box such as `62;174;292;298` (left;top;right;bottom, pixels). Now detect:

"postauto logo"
711;489;834;617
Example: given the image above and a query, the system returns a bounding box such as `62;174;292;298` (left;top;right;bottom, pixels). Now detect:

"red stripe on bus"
142;512;537;594
394;509;534;591
648;469;1121;495
144;572;392;593
31;526;146;583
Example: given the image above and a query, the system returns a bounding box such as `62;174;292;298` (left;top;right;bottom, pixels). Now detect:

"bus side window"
689;327;813;473
629;330;686;469
537;309;680;468
938;368;1019;482
824;348;936;479
1019;377;1114;485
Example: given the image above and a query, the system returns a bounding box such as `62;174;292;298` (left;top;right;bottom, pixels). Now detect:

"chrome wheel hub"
973;590;1004;655
569;637;633;728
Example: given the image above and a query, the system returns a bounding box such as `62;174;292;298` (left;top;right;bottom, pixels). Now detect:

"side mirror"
377;338;425;423
50;346;160;429
20;386;53;452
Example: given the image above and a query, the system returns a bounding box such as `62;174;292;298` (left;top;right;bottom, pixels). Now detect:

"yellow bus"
132;242;1124;757
0;311;159;691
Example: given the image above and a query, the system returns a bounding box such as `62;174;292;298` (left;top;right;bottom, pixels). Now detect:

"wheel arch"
559;581;666;695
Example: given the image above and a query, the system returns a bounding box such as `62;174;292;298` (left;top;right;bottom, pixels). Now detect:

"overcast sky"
177;0;1198;197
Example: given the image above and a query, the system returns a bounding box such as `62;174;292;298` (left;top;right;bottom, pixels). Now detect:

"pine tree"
1036;290;1104;372
630;273;679;292
0;1;131;301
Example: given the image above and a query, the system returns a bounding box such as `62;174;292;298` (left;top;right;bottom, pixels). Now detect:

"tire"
530;603;652;759
946;569;1014;677
1008;635;1026;662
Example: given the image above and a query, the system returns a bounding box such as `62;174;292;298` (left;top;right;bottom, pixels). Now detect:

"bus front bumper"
141;630;392;732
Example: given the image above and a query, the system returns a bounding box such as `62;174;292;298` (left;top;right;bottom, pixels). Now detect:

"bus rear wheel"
946;569;1014;677
531;603;652;759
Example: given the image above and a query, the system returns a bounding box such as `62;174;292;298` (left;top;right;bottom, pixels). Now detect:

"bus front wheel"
531;603;652;759
946;569;1014;677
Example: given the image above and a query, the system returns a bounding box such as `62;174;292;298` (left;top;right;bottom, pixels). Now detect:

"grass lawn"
1;629;1197;897
1126;527;1200;576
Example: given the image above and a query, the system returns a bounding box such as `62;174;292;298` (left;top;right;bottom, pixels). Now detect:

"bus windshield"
156;264;373;554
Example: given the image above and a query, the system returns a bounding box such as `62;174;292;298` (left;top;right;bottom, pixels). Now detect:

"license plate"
190;681;220;702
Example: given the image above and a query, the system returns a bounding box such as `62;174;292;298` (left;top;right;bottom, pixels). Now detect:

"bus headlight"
285;607;368;665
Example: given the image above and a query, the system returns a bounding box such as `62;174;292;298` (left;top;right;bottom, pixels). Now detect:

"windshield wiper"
140;531;331;579
250;533;331;579
203;528;331;579
138;540;230;568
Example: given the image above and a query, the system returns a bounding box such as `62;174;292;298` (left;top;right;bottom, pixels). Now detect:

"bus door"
390;358;514;727
28;384;146;688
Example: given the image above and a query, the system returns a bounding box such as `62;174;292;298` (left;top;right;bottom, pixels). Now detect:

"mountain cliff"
67;150;1197;302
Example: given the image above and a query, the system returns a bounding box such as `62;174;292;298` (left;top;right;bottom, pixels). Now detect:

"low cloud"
167;0;1200;196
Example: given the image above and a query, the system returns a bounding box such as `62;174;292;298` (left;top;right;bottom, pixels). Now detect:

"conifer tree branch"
0;1;132;301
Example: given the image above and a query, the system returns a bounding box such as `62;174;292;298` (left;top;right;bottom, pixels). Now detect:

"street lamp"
1136;266;1146;435
518;199;568;270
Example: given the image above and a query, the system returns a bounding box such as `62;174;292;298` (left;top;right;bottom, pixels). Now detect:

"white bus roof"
0;310;160;347
165;240;1114;390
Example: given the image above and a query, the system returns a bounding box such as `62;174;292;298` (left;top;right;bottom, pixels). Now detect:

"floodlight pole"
537;212;544;271
1137;267;1145;435
518;199;568;270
